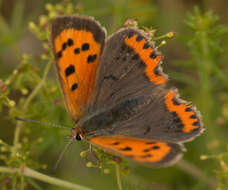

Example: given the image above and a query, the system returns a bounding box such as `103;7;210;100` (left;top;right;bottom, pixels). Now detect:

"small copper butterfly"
51;15;204;167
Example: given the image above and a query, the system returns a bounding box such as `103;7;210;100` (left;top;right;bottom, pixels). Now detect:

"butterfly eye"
75;133;82;141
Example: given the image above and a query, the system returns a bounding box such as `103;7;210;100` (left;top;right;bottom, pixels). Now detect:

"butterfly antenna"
52;139;73;174
15;117;71;130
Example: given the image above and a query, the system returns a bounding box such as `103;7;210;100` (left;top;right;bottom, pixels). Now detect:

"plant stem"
115;164;123;190
20;175;24;190
0;166;93;190
13;60;52;147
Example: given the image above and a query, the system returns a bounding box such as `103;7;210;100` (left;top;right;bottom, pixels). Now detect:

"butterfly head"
69;126;84;141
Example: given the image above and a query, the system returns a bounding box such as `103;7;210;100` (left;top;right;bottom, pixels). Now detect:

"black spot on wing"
143;43;150;49
62;42;67;50
136;35;143;41
190;114;197;119
120;146;132;151
82;43;90;51
74;48;80;54
111;142;120;146
143;145;160;152
87;54;97;63
65;65;75;77
143;148;151;152
62;38;74;53
152;145;160;150
193;121;200;126
56;51;62;58
71;83;78;91
150;52;157;59
67;38;74;46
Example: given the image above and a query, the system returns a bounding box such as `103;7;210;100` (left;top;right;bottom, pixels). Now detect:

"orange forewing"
89;136;182;165
54;29;101;119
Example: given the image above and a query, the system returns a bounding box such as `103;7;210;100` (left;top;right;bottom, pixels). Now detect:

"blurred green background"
1;0;228;190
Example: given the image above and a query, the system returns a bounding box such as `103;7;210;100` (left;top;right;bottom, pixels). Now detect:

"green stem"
115;164;122;190
153;34;168;41
20;175;24;190
0;166;93;190
13;60;52;147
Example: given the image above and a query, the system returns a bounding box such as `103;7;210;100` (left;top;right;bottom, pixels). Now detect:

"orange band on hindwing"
124;34;166;84
89;137;177;164
54;29;101;118
165;91;200;133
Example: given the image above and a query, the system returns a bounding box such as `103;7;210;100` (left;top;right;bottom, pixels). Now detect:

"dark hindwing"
102;89;203;143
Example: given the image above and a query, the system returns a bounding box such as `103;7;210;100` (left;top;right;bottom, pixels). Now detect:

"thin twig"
0;166;93;190
115;164;123;190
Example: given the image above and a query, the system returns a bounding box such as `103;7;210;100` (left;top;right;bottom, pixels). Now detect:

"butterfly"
51;15;204;167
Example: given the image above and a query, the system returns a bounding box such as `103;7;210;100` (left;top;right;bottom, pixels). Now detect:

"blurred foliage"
176;7;228;190
0;0;228;190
